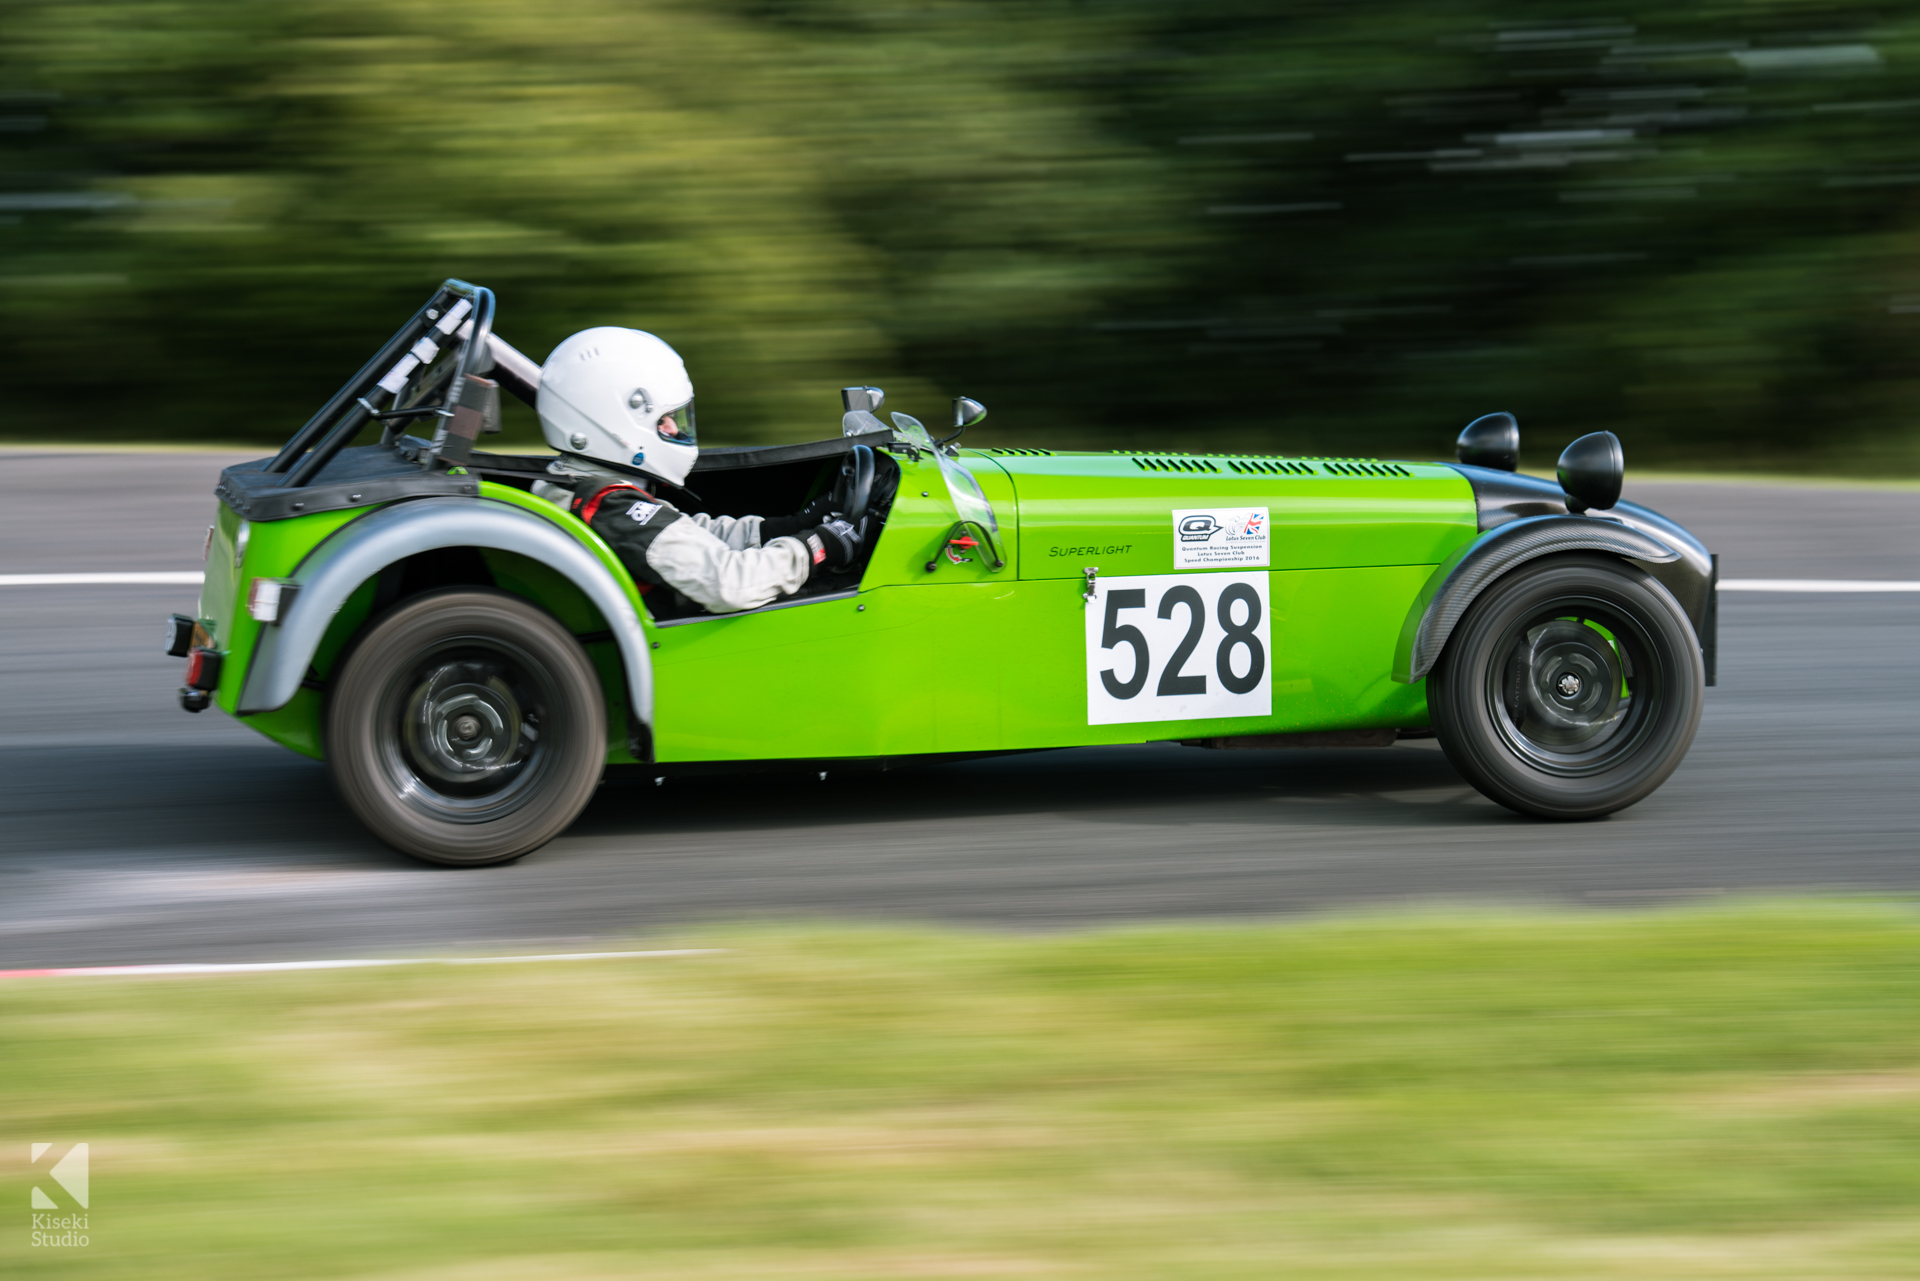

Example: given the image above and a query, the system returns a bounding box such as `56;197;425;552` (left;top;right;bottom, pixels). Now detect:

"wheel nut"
451;715;482;741
1556;673;1582;698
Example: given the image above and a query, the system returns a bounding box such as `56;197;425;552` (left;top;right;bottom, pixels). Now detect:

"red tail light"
183;647;223;691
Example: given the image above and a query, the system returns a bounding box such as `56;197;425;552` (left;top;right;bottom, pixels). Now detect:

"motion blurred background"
6;1;1920;468
10;10;1920;1276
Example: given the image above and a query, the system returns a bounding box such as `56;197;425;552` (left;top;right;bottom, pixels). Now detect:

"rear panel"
199;499;368;755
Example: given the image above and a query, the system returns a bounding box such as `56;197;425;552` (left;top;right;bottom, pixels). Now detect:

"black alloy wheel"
326;589;606;865
1428;554;1703;819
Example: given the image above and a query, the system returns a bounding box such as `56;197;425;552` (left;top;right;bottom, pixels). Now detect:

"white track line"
1720;579;1920;593
0;572;204;586
0;949;722;980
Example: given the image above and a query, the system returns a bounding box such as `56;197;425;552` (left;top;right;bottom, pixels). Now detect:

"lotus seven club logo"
29;1142;89;1248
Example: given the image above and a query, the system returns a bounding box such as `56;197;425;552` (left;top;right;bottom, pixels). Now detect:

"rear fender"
1393;514;1681;684
237;497;653;743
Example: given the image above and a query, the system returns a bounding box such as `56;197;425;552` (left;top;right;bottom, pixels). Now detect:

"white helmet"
537;327;700;488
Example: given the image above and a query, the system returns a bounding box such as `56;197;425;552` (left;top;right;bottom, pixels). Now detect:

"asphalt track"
3;450;1918;968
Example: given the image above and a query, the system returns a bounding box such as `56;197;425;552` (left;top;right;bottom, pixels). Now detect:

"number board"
1084;572;1271;726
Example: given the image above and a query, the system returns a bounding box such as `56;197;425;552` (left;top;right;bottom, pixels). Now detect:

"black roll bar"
275;279;494;487
424;283;497;461
460;284;497;384
267;283;453;473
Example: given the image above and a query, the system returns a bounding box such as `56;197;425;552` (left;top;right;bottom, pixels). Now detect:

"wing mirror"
934;396;986;448
841;386;885;413
1455;412;1519;471
929;393;990;449
953;396;986;431
1557;431;1624;514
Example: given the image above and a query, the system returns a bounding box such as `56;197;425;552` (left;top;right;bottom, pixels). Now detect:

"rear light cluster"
179;646;221;713
166;577;296;715
167;613;222;713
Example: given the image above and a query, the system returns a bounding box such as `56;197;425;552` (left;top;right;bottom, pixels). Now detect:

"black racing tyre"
1428;554;1703;820
326;588;606;866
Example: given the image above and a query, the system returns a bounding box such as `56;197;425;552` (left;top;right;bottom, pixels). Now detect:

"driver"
528;327;864;614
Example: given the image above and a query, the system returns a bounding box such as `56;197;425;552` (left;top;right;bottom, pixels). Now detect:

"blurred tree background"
4;0;1920;469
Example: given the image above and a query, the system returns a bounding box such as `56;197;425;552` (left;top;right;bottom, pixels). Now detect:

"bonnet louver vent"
1226;458;1316;476
984;447;1054;456
1132;456;1221;473
1320;461;1413;478
1128;454;1415;478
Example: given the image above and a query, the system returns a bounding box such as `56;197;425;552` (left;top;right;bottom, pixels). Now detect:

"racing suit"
532;460;855;614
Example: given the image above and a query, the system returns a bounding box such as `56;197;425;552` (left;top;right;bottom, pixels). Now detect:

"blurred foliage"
8;904;1920;1277
5;1;1920;467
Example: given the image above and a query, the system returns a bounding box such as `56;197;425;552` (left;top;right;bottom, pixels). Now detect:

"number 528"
1084;573;1271;725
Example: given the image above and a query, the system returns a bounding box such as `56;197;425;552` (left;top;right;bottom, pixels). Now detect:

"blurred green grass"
7;900;1920;1278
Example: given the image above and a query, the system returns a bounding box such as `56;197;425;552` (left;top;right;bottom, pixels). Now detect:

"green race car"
166;280;1716;865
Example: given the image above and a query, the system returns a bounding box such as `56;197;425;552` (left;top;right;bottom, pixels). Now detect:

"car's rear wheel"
326;589;606;865
1428;554;1702;819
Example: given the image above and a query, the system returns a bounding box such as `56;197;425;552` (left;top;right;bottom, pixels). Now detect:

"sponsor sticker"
1172;507;1268;569
627;501;663;525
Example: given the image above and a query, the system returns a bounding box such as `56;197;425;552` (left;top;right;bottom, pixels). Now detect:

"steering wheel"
833;443;874;526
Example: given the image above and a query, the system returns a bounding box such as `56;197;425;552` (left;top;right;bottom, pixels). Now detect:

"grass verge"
7;900;1920;1279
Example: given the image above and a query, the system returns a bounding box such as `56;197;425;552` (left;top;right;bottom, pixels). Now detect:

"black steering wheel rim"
834;443;875;525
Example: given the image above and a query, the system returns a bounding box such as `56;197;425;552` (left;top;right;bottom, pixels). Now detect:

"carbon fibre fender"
236;497;653;734
1392;514;1681;684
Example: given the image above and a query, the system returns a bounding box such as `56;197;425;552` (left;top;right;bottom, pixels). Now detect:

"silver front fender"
1392;514;1681;684
237;497;653;730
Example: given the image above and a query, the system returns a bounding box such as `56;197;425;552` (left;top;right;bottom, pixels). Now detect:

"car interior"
223;279;905;623
465;435;902;621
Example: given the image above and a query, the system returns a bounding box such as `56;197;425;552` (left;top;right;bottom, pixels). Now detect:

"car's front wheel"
326;589;606;865
1427;554;1703;819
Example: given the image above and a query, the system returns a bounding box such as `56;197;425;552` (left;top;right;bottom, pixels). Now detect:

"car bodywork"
176;280;1717;773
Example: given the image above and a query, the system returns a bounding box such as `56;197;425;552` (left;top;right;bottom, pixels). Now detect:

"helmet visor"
654;398;697;446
